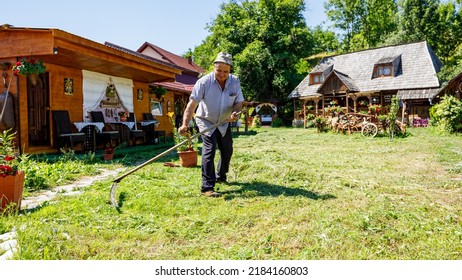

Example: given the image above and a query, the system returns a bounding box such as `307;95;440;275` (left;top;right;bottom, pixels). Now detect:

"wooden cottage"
436;72;462;100
289;41;442;125
0;25;181;154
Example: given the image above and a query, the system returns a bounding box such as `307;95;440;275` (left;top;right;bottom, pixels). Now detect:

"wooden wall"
3;61;175;153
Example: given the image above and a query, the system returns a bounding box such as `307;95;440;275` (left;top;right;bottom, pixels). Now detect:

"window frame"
150;100;163;116
374;63;393;78
310;73;323;85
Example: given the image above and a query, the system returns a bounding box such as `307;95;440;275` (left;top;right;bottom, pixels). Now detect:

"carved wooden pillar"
314;98;320;116
350;95;357;113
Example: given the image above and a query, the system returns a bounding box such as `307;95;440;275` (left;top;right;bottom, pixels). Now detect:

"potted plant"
368;104;382;114
358;99;369;107
149;86;167;100
0;129;25;214
103;147;115;161
117;111;128;122
169;113;198;167
12;57;46;86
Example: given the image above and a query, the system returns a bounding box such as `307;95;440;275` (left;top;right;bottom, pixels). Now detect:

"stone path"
0;168;124;260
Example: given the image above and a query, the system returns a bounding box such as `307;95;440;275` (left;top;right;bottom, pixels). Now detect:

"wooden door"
27;73;50;146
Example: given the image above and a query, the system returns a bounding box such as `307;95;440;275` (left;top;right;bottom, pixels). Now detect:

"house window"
375;64;392;78
310;73;323;85
150;100;163;116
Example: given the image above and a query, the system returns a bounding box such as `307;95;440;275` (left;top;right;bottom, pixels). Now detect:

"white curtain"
82;70;134;121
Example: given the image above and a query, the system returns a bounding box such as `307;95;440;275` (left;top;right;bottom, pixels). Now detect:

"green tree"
192;0;318;102
324;0;364;51
385;0;441;48
324;0;397;51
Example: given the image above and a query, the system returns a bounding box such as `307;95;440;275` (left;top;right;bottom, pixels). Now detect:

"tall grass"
1;127;461;259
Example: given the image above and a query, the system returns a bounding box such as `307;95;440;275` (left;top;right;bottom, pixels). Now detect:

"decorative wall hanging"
64;78;74;95
137;89;143;101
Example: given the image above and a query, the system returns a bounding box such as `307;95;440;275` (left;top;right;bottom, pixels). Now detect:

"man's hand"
178;125;190;136
228;111;240;122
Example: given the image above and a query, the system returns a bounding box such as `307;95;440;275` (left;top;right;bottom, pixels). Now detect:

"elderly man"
178;52;244;197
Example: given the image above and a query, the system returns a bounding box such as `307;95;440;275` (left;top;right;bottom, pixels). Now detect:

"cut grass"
1;127;461;259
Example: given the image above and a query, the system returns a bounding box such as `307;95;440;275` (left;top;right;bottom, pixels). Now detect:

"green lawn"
1;127;461;259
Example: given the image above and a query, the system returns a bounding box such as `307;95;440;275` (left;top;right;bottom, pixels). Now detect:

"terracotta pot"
103;153;114;160
178;150;198;167
0;171;25;213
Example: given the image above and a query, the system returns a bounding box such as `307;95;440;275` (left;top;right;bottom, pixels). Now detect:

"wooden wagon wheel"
361;122;378;137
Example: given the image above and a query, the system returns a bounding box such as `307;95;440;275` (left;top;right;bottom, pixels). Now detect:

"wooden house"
289;41;442;125
0;25;181;154
136;42;205;128
436;72;462;100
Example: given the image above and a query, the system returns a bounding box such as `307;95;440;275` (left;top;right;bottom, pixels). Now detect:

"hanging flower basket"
149;86;166;99
12;57;46;76
12;57;46;86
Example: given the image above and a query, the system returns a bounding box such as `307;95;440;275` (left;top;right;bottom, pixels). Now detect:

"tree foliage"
192;0;324;102
324;0;398;52
189;0;462;106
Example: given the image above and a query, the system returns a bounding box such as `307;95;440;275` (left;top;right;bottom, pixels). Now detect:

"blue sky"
3;0;328;55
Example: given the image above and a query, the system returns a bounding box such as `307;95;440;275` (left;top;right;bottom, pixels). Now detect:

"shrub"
271;117;283;127
429;95;462;133
314;116;327;132
252;116;261;128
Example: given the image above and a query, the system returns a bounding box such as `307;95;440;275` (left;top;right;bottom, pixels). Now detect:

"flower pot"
103;153;114;161
0;171;25;213
178;150;198;167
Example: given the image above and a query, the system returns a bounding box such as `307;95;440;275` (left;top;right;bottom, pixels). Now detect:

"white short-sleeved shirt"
190;72;244;136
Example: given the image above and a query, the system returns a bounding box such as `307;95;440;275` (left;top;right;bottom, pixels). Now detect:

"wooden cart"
335;113;405;137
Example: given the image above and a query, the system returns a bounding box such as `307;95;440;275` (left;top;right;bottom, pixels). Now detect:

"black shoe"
216;175;227;183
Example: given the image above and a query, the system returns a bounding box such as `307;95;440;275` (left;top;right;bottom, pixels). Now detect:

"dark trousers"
201;125;233;192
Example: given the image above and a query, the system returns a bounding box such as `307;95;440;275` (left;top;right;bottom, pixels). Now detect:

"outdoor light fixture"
53;47;59;55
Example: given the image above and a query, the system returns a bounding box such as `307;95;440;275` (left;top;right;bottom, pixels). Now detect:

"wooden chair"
127;112;145;145
51;110;86;152
143;113;154;120
142;113;157;144
143;112;166;143
89;111;120;147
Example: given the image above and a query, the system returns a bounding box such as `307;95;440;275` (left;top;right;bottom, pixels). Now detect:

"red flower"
4;156;15;161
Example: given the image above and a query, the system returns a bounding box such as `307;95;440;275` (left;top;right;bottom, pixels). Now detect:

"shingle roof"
290;41;442;99
331;70;360;92
104;41;179;70
397;88;440;99
137;42;205;75
151;81;194;93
